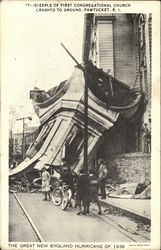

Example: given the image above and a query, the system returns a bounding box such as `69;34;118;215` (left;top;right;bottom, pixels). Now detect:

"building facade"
83;14;151;182
12;127;39;162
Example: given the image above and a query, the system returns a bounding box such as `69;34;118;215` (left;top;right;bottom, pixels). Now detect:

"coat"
41;170;51;192
76;174;90;200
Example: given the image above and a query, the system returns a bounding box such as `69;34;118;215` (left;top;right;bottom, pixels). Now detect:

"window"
96;17;114;76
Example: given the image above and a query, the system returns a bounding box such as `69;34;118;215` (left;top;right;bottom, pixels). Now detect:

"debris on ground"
134;184;151;199
106;181;151;199
9;174;60;193
9;183;41;193
91;203;151;240
136;223;151;232
9;176;41;193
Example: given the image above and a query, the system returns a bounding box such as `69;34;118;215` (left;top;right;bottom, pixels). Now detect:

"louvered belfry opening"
96;16;115;76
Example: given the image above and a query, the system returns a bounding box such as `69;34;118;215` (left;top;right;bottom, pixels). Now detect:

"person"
76;168;90;215
41;167;51;201
147;119;151;153
142;123;150;153
88;170;102;215
60;161;74;195
98;159;108;199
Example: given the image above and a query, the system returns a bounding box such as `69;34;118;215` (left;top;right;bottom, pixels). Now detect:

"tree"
9;105;17;163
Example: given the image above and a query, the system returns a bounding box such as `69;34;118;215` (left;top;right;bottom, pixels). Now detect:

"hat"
98;159;104;165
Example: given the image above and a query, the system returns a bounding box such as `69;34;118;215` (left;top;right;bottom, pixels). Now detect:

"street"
9;193;149;242
9;193;39;242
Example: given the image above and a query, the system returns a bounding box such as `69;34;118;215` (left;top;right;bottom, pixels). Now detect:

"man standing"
76;169;90;215
98;159;108;199
88;170;102;215
142;123;150;153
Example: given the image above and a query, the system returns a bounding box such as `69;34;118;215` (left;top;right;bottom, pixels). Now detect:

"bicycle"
51;181;73;210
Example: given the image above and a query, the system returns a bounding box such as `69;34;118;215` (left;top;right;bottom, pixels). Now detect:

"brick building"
12;127;39;162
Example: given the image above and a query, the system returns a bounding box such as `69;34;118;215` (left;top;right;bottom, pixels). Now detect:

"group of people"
41;158;108;216
76;159;107;215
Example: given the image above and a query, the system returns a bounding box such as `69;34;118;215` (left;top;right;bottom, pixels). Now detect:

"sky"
2;2;84;126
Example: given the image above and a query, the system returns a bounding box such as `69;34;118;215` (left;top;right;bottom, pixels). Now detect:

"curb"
100;199;151;225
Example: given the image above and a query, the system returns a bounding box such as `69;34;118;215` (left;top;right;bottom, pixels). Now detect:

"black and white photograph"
0;1;160;250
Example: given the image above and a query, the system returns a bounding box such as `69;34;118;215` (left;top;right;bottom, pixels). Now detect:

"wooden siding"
97;20;114;76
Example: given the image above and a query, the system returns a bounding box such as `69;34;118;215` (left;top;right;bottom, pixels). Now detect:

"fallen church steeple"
9;62;142;178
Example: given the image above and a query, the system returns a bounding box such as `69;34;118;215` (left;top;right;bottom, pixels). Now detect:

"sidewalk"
100;196;151;224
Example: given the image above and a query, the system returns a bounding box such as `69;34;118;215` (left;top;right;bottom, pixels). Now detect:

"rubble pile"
105;183;119;194
9;177;41;193
136;222;151;232
105;181;151;199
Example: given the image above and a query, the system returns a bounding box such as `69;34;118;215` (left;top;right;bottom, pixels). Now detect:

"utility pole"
17;116;32;160
83;65;88;175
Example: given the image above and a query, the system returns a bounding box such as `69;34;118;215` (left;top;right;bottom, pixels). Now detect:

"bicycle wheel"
61;189;72;210
51;187;62;206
